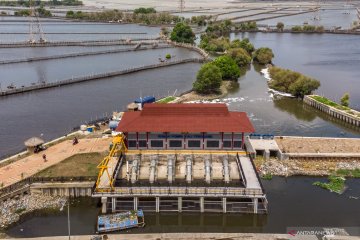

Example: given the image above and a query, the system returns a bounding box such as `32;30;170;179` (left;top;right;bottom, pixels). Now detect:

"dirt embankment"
174;81;234;103
275;137;360;154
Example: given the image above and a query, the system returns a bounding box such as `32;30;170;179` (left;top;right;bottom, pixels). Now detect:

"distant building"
116;103;255;150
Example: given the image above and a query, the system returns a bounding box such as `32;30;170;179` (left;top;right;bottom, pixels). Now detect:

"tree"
193;63;222;94
340;93;350;107
276;22;284;31
288;76;321;98
253;47;274;64
66;10;74;17
213;55;241;80
230;38;255;54
226;48;251;66
170;22;195;44
268;66;320;98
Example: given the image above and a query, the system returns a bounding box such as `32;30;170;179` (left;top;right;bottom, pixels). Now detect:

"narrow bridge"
0;38;162;48
0;45;173;65
0;58;205;97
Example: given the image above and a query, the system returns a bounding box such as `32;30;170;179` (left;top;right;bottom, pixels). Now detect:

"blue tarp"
134;96;156;106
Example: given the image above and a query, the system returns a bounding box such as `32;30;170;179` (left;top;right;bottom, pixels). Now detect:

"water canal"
0;19;360;158
5;177;360;237
0;16;359;238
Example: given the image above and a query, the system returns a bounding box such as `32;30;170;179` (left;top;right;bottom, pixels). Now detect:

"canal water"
231;32;360;111
5;177;360;237
0;21;360;158
258;8;357;29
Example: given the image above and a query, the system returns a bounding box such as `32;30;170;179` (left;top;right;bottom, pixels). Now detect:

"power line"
28;0;46;43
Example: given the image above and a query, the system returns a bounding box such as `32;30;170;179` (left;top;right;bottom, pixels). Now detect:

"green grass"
310;95;350;111
35;152;107;178
156;96;176;103
261;173;273;180
313;175;346;194
335;168;360;178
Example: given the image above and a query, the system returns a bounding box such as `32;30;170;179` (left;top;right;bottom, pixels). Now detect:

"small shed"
127;102;139;112
24;137;44;152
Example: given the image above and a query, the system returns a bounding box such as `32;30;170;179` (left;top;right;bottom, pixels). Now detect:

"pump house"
116;103;255;150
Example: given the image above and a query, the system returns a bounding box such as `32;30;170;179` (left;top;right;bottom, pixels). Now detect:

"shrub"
269;67;320;98
253;47;274;64
226;48;251;66
193;63;222;94
170;22;195;44
200;36;230;52
340;93;350;107
134;7;156;14
213;55;241;80
276;22;284;31
165;53;171;59
230;38;255;54
291;25;303;31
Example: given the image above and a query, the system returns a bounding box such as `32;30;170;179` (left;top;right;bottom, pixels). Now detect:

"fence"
0;38;163;48
0;176;96;199
0;45;174;65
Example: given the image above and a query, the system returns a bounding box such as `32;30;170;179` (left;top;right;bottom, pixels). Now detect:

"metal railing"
93;185;264;197
236;153;247;187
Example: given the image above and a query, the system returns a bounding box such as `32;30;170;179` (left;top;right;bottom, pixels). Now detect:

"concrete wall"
30;182;94;197
303;95;360;127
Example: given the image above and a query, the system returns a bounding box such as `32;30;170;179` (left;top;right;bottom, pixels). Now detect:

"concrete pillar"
178;197;182;212
200;197;204;213
134;197;138;210
156;197;160;213
101;197;107;214
112;197;116;213
263;150;270;161
222;198;227;213
253;198;258;214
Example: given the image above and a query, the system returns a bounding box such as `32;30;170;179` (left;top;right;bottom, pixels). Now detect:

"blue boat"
97;209;145;233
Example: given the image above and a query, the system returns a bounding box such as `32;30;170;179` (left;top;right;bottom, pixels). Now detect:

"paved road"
0;137;111;188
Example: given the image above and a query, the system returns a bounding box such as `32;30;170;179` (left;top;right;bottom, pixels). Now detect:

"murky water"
0;47;201;86
231;32;360;111
0;19;359;159
258;8;357;29
5;177;360;237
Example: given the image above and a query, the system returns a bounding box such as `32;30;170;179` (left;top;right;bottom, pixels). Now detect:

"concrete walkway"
0;137;111;188
3;233;360;240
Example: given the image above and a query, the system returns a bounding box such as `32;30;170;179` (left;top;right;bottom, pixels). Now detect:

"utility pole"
68;199;71;240
179;0;185;12
28;0;46;43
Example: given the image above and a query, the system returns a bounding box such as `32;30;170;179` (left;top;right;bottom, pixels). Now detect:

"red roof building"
117;103;255;150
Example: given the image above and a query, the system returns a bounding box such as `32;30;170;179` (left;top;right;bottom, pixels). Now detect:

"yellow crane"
95;134;127;192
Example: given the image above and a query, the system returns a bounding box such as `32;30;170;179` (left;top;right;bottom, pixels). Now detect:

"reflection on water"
273;98;317;122
224;64;359;137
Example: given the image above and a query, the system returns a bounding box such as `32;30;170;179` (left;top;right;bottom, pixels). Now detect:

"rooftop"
116;103;255;133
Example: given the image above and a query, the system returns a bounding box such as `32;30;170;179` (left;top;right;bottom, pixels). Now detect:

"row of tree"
15;6;52;17
66;9;183;25
169;21;275;94
0;0;82;7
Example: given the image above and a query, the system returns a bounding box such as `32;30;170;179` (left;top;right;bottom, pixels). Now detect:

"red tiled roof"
116;103;255;133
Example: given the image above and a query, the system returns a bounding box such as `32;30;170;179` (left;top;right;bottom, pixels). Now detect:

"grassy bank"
310;95;360;118
157;96;176;103
35;152;107;178
310;95;350;111
313;175;346;194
